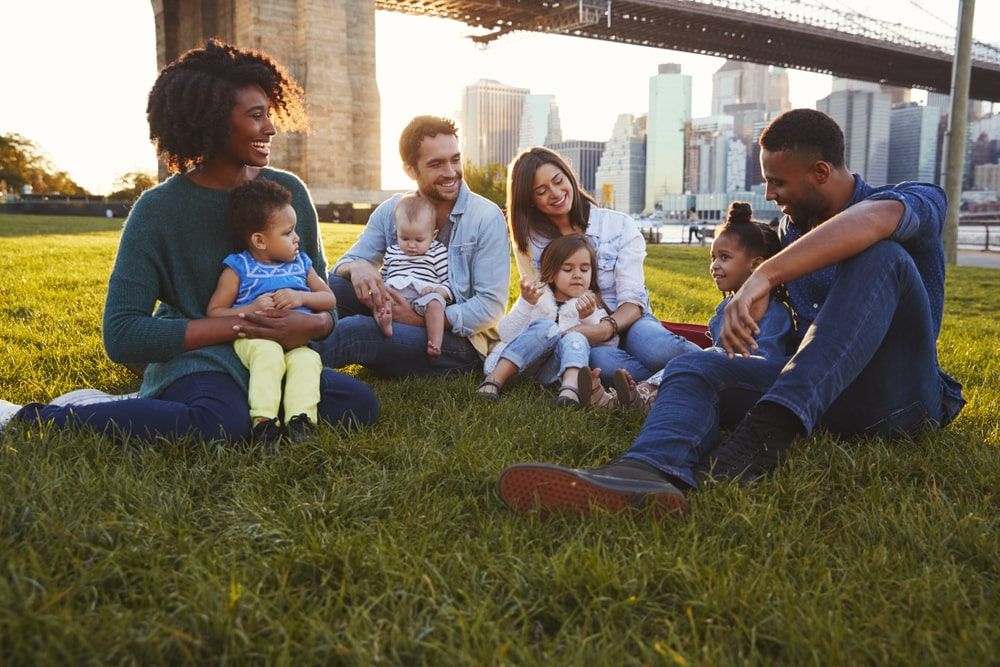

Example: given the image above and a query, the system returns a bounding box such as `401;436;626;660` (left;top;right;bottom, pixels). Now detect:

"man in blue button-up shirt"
317;116;510;377
498;109;965;517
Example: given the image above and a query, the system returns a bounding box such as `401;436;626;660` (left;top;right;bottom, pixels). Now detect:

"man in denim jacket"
498;109;965;517
318;116;510;377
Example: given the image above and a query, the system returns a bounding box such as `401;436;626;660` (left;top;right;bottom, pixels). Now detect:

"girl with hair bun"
583;201;794;412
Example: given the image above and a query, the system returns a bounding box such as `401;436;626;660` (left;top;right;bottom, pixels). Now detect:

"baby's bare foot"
427;340;442;358
375;305;393;337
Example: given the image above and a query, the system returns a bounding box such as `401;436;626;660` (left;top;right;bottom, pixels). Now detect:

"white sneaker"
0;399;23;429
49;389;140;408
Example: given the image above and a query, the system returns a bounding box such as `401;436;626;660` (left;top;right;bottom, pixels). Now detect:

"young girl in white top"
478;234;618;407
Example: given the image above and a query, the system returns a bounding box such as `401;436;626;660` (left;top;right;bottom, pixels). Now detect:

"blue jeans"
13;370;379;444
499;319;592;386
589;312;701;384
317;276;482;377
624;241;963;488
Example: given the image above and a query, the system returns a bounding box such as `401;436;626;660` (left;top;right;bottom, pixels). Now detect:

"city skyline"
1;1;998;195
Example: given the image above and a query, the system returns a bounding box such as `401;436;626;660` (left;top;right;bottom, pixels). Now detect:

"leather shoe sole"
498;463;689;518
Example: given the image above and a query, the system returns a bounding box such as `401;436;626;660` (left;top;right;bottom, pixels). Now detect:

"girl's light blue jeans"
498;319;591;386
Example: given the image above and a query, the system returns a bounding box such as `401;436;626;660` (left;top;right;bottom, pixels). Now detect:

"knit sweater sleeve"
497;297;538;342
102;191;188;364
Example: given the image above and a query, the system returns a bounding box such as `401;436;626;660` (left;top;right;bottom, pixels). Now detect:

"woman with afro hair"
3;39;379;443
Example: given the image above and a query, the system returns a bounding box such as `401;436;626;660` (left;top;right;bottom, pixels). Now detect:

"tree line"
2;132;507;207
0;133;155;201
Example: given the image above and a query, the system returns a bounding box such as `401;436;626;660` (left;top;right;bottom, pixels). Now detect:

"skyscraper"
768;67;791;116
685;115;745;194
817;79;892;185
646;63;691;212
545;140;606;194
459;79;530;168
974;163;1000;192
594;114;646;214
518;94;562;153
712;60;789;118
889;103;940;183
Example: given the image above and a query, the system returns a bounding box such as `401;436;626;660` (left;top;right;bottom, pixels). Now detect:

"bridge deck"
378;0;1000;102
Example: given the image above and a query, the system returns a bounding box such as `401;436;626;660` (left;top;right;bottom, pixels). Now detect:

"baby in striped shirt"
378;194;453;358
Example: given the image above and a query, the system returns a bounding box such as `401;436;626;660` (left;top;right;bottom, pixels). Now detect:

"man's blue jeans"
499;319;592;386
317;276;482;377
623;241;960;489
589;312;701;384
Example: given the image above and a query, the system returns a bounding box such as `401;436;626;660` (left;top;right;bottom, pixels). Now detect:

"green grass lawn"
1;214;997;665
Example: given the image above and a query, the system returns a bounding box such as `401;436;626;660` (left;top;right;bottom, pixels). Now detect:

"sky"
1;1;997;194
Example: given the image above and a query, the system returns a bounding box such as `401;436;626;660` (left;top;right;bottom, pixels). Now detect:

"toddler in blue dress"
207;180;336;443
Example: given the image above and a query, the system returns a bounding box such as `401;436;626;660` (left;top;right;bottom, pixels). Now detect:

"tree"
0;133;89;196
107;170;157;202
463;162;507;209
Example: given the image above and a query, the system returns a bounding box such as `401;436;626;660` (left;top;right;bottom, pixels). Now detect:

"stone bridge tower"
150;0;381;204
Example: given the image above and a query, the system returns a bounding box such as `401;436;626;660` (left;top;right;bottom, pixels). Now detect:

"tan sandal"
579;366;620;410
613;369;639;410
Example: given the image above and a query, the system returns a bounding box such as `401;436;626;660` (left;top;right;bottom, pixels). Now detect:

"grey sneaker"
49;389;140;408
0;399;24;429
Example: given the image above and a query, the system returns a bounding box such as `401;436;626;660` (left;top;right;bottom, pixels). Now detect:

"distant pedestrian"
687;206;702;244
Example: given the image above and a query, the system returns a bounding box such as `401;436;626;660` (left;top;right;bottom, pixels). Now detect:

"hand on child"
272;288;304;310
520;278;545;305
575;292;597;320
719;272;771;358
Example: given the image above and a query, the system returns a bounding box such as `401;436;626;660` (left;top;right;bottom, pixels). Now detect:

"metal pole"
942;0;976;265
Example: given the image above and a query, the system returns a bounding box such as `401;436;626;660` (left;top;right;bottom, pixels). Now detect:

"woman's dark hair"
715;201;781;261
538;234;602;301
507;147;598;254
759;108;845;167
147;38;308;173
399;116;459;168
228;179;292;250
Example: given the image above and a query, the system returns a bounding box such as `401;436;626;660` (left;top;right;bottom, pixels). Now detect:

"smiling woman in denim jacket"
506;147;699;385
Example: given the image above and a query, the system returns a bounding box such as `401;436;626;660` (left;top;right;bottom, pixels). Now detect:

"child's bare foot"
427;339;442;358
614;369;657;414
375;305;393;337
578;366;619;410
613;369;639;410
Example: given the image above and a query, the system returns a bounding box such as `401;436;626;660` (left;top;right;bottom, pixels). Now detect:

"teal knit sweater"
102;168;327;398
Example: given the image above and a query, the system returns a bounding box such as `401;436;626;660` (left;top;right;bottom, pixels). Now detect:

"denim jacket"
514;204;651;313
331;182;510;357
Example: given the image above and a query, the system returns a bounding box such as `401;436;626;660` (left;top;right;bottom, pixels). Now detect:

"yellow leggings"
233;339;322;423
